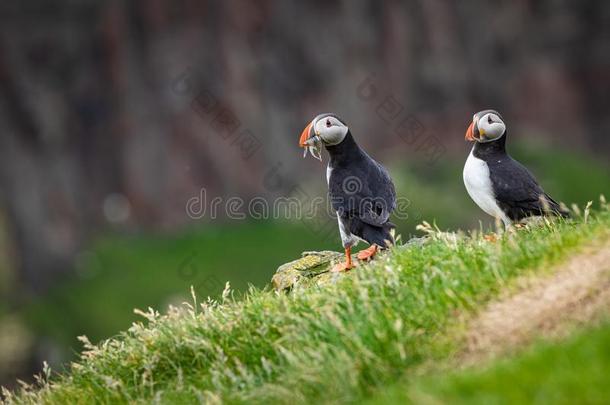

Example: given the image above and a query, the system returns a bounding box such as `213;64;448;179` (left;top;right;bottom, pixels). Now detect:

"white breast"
463;149;510;225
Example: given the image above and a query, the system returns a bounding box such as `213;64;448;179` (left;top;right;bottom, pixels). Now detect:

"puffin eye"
488;115;493;124
326;119;331;128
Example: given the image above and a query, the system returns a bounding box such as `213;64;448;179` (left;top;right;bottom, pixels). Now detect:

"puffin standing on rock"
463;109;569;227
299;113;396;272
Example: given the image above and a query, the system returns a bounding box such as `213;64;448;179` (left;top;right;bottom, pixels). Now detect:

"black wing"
329;158;396;226
487;157;565;221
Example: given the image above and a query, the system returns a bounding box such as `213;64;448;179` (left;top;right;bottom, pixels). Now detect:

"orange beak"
299;122;313;147
465;120;475;141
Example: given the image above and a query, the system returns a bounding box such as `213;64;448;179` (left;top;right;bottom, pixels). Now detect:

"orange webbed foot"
484;234;498;243
332;247;357;272
331;261;357;273
357;244;378;261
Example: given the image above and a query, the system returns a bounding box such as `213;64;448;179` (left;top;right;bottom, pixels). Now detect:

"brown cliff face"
0;1;608;291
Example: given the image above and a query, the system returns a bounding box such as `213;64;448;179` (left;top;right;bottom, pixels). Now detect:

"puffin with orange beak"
463;109;569;227
300;113;396;272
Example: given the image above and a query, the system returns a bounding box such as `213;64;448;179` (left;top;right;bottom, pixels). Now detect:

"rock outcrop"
272;237;428;292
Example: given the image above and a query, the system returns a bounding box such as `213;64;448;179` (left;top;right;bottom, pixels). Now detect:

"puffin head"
299;113;349;160
465;109;506;143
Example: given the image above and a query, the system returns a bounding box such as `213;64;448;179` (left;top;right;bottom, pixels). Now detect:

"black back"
473;132;567;220
326;131;396;243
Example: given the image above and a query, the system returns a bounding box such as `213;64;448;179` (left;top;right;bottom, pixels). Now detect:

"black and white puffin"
299;113;396;272
463;109;569;227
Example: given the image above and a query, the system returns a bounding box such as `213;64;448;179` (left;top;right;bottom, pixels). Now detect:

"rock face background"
0;1;609;293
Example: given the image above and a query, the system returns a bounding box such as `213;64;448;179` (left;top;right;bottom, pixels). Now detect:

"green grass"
371;321;610;405
5;202;609;404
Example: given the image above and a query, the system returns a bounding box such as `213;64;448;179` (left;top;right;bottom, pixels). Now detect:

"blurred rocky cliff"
0;0;608;292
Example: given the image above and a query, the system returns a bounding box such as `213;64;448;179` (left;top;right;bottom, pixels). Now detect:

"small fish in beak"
302;135;323;161
299;122;323;161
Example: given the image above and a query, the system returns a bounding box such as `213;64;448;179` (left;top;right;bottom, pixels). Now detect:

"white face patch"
476;113;506;142
314;116;348;146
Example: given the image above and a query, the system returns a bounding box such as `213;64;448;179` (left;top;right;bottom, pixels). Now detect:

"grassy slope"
370;321;610;405
5;203;609;404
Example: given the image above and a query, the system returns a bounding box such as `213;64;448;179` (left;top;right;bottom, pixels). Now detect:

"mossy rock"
271;250;344;292
271;237;429;292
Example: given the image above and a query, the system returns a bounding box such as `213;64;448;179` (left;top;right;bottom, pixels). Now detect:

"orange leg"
483;234;498;243
357;244;378;261
331;246;356;272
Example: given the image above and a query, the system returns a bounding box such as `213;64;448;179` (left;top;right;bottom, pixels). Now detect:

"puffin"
463;109;569;227
299;113;396;272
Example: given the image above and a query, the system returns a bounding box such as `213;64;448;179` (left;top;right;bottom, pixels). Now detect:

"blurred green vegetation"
16;142;610;360
372;321;610;404
23;222;337;348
